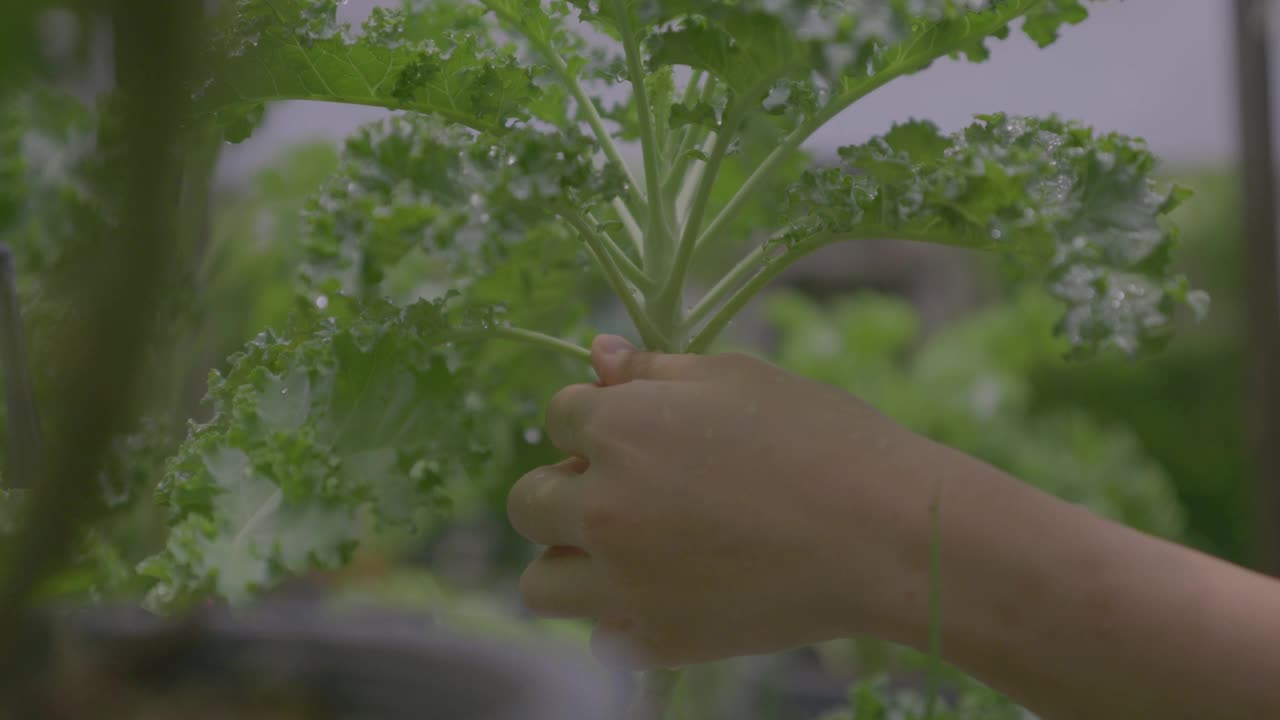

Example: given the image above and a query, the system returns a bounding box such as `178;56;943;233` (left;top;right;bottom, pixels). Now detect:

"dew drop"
315;295;329;310
523;427;542;444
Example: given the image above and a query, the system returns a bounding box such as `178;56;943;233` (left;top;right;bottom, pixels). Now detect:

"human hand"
507;335;939;669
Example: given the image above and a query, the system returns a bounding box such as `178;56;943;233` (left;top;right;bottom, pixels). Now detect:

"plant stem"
695;123;806;251
609;197;645;253
589;211;654;291
694;7;1028;251
654;103;743;334
552;53;648;214
612;0;671;276
686;234;832;353
663;76;718;199
479;0;648;217
561;209;669;349
663;71;706;180
683;243;765;331
476;326;592;363
673;131;720;227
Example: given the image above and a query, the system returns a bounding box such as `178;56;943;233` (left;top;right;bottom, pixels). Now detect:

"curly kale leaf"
198;0;544;138
144;110;611;606
0;89;101;277
301;113;626;302
140;296;490;607
778;114;1206;356
643;1;1093;101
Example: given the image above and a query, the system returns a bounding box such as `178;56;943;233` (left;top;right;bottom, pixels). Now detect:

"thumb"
591;334;698;386
591;334;638;386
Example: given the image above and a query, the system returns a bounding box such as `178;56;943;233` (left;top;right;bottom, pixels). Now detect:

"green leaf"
481;0;587;55
668;100;719;130
0;88;100;276
1023;0;1091;47
644;1;1094;96
760;79;820;118
647;12;809;96
198;0;543;137
141;295;479;607
300;113;626;301
779;114;1203;356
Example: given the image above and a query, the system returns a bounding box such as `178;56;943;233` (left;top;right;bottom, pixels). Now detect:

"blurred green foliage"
765;288;1186;539
1030;169;1250;564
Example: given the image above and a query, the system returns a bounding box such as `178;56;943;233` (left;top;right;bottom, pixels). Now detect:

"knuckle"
546;383;587;424
624;353;656;377
505;467;543;530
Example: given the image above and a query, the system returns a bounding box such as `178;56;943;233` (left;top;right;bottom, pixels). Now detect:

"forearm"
854;437;1280;719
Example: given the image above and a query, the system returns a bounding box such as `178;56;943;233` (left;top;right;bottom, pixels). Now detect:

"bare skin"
507;335;1280;719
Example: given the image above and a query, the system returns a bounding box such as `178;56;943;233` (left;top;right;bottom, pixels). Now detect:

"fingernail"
595;334;635;356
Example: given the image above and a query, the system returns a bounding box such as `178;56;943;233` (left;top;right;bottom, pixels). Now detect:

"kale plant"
138;0;1208;623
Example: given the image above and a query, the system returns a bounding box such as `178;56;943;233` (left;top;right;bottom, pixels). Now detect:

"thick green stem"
650;101;749;348
612;0;670;277
561;209;669;349
653;102;743;339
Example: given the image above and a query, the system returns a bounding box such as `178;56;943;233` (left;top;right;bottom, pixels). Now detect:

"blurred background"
1;0;1277;718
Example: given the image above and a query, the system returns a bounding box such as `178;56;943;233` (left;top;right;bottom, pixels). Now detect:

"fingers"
545;382;606;457
590;334;706;386
551;338;726;457
519;546;613;618
508;458;590;547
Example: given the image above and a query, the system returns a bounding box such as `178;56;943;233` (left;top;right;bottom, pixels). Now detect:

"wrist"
811;415;954;644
